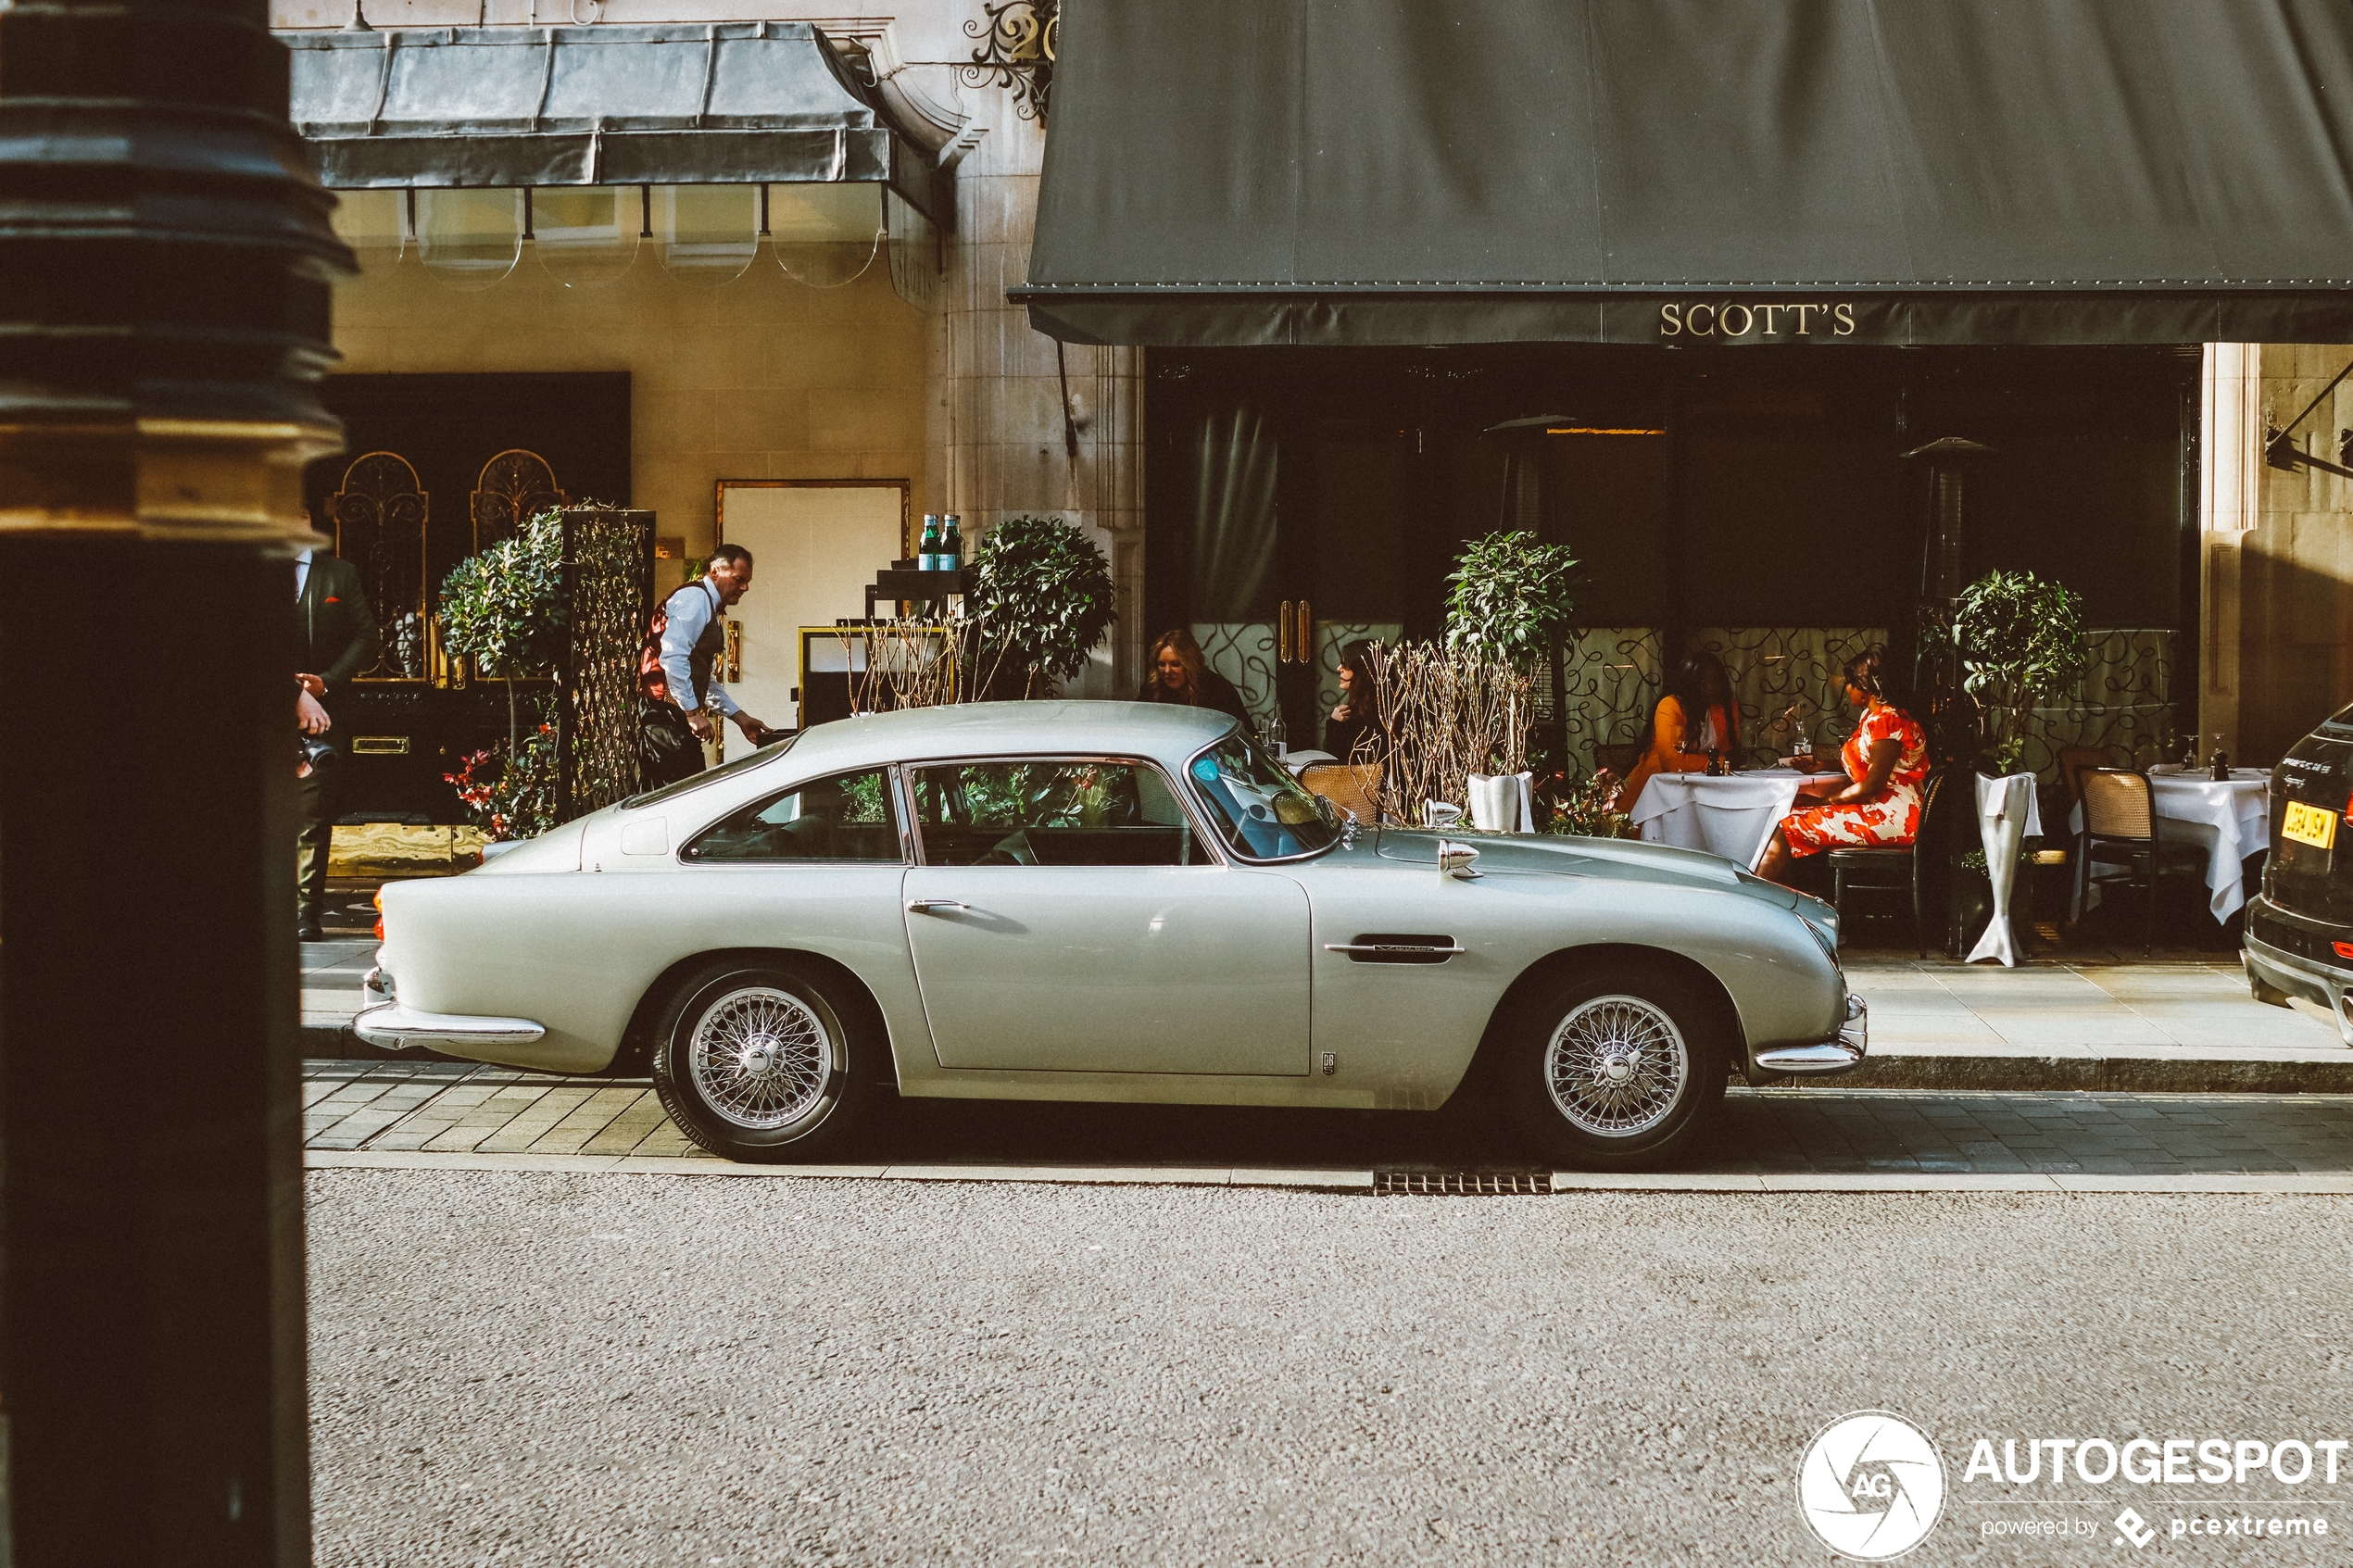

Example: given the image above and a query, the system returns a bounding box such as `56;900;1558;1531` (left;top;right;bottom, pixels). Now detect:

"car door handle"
906;898;971;914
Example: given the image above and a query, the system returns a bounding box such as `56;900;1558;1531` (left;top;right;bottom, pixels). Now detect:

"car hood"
1369;827;1800;909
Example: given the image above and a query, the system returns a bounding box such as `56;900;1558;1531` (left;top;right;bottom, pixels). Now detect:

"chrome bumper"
2243;930;2353;1046
353;1000;547;1053
1754;993;1869;1076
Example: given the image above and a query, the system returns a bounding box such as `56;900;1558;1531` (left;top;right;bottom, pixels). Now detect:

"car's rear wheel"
650;960;876;1161
1504;961;1728;1171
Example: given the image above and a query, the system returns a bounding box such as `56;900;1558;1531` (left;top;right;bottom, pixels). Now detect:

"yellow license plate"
2284;800;2338;850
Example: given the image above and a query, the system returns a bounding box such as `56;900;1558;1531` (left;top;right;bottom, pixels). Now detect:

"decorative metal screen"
327;451;430;681
2018;628;2178;778
1687;627;1892;763
556;508;654;819
472;449;565;552
1553;628;1665;774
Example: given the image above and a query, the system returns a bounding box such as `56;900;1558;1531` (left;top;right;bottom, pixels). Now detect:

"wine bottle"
917;514;941;571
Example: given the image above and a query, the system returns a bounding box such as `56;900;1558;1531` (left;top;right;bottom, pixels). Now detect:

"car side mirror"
1437;837;1481;880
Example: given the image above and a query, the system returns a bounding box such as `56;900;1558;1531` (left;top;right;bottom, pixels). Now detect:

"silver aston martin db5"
359;702;1867;1168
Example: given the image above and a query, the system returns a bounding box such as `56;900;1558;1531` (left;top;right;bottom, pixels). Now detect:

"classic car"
359;701;1867;1168
2247;701;2353;1039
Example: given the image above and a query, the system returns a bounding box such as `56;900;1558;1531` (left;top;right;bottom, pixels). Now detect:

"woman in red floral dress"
1756;646;1929;886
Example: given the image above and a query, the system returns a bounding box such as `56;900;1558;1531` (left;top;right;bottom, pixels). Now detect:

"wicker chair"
1300;760;1384;826
1825;769;1955;958
2056;744;2117;823
2077;766;2205;955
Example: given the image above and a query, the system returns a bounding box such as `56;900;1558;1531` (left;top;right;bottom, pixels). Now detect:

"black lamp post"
0;0;351;1560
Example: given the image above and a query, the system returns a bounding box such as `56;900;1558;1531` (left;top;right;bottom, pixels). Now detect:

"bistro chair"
2077;766;2206;956
1826;769;1955;958
2056;744;2117;824
1300;760;1384;827
1594;743;1642;780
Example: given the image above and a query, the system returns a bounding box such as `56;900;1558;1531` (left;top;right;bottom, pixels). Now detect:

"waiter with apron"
638;544;775;788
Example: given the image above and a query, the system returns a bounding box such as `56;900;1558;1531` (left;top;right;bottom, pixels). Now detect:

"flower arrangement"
1543;768;1634;839
443;719;560;842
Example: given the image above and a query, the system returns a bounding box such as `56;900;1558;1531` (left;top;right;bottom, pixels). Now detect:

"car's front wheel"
650;960;876;1161
1504;961;1728;1171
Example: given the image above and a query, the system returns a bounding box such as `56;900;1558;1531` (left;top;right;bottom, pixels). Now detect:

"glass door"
1160;399;1410;755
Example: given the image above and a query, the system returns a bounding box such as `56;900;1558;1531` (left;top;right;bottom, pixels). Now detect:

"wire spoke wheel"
686;985;836;1131
1543;993;1690;1138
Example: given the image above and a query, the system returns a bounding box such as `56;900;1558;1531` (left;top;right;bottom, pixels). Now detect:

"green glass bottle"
939;515;963;574
917;514;941;571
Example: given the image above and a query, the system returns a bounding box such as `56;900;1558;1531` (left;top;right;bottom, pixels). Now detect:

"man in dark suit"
295;526;379;941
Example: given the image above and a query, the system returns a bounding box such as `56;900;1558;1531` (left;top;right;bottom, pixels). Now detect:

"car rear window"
622;734;798;809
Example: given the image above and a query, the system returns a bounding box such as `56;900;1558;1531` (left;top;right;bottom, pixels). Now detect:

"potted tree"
1443;530;1579;831
1950;569;2088;962
962;514;1118;697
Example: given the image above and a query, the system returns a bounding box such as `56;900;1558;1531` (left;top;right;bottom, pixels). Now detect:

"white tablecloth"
2070;768;2270;921
1966;772;2045;966
1630;771;1848;870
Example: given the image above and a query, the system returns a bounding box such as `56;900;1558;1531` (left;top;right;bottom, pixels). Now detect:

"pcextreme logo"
1796;1411;1948;1561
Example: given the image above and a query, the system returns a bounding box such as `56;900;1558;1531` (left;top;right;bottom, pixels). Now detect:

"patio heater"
1482;416;1579;777
1903;436;1996;765
0;0;351;1558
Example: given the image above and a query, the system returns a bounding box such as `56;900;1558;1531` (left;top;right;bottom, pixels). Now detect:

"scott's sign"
1659;302;1856;338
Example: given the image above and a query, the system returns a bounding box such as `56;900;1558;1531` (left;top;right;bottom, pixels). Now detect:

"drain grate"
1375;1170;1553;1196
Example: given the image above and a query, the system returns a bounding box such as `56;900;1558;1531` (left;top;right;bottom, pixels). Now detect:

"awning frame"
283;21;951;226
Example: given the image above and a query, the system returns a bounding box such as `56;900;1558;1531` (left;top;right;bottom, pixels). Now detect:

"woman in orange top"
1614;650;1743;813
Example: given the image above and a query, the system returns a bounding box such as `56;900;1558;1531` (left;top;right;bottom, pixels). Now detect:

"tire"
2247;963;2294;1009
1504;960;1729;1172
649;960;878;1161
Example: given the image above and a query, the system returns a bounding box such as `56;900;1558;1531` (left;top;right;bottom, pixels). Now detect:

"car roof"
780;700;1239;772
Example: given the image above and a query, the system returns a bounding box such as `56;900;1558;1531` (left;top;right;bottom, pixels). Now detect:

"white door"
716;482;904;743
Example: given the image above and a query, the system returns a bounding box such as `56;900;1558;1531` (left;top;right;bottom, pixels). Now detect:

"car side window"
911;759;1196;867
684;768;900;862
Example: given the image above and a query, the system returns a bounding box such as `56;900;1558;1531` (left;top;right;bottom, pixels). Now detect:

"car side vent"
1375;1170;1553;1196
1324;933;1464;964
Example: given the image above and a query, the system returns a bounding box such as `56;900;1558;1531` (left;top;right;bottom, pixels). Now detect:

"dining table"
1629;769;1850;871
2070;766;2271;922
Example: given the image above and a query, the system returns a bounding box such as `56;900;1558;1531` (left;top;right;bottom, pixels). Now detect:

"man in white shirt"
642;545;774;785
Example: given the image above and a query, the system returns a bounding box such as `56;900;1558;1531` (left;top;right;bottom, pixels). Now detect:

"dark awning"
284;22;948;222
1017;0;2353;347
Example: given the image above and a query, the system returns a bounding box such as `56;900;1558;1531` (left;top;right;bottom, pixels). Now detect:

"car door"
900;756;1311;1074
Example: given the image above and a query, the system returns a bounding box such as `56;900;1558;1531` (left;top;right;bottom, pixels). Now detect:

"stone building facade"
273;0;1144;698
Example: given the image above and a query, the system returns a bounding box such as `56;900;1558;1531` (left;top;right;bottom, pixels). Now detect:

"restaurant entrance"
1147;344;2196;774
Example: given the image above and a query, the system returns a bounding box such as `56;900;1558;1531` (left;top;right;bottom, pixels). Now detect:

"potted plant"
1442;531;1578;828
962;514;1117;697
438;508;567;759
1949;569;2082;962
1951;568;2088;776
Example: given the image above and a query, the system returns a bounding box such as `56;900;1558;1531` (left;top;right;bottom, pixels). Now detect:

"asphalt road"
310;1172;2353;1566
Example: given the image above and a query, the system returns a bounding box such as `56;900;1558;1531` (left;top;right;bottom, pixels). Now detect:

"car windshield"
622;734;798;809
1186;730;1340;860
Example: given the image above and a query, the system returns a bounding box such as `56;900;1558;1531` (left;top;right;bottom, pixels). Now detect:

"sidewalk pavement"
302;1058;2353;1181
300;941;2353;1096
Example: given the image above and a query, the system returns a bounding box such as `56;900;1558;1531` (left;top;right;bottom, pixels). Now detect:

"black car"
2245;703;2353;1041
